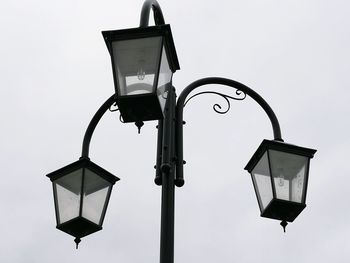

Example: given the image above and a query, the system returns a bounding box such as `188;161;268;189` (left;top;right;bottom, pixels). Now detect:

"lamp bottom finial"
280;220;288;233
74;237;81;249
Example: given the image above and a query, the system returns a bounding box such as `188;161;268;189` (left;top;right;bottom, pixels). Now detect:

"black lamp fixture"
102;25;180;128
46;158;119;248
46;0;317;261
245;140;316;231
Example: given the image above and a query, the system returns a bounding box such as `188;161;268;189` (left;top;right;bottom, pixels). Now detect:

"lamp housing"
245;140;316;222
102;24;180;123
46;158;119;239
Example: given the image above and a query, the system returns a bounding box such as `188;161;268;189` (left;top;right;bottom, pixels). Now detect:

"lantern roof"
245;139;317;172
102;24;180;73
46;158;119;184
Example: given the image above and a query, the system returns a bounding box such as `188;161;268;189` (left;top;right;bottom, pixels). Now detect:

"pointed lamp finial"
280;220;288;233
74;237;81;249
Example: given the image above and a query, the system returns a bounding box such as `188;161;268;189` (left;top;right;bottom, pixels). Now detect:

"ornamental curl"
109;102;124;123
183;89;246;114
109;101;119;112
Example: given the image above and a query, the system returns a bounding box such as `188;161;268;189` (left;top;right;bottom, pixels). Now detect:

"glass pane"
112;36;162;96
54;169;82;224
251;152;273;211
157;47;172;111
269;150;308;203
82;169;112;225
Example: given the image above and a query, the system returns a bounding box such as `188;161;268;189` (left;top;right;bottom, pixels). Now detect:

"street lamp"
102;24;179;129
46;158;119;248
245;140;316;231
46;0;316;262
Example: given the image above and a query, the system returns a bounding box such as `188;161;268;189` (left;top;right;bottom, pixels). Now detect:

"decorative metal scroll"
109;101;119;112
109;101;124;123
183;89;247;114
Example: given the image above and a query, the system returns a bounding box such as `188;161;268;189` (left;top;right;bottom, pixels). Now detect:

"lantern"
46;158;119;246
245;140;316;223
102;24;180;123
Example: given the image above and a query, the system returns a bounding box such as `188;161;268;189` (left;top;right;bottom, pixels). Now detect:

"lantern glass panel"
54;169;82;224
82;169;112;225
269;150;309;203
251;152;273;211
112;36;162;96
157;47;172;111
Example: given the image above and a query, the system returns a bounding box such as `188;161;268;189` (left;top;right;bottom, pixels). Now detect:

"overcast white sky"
1;0;350;262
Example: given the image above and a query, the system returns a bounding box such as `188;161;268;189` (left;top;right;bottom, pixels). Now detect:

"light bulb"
296;173;303;200
297;173;302;188
137;68;145;80
277;169;284;187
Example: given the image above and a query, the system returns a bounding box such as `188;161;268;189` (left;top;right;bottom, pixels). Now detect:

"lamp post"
46;0;316;262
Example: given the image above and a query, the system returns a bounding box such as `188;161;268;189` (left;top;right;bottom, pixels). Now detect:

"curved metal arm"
140;0;165;27
175;77;283;187
81;95;117;159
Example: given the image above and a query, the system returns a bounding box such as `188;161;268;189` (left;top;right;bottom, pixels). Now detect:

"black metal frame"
245;140;316;222
102;24;179;123
47;0;317;261
46;158;119;247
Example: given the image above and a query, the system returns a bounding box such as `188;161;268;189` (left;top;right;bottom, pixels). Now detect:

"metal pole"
140;0;165;27
159;86;176;263
154;119;164;185
139;2;175;262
